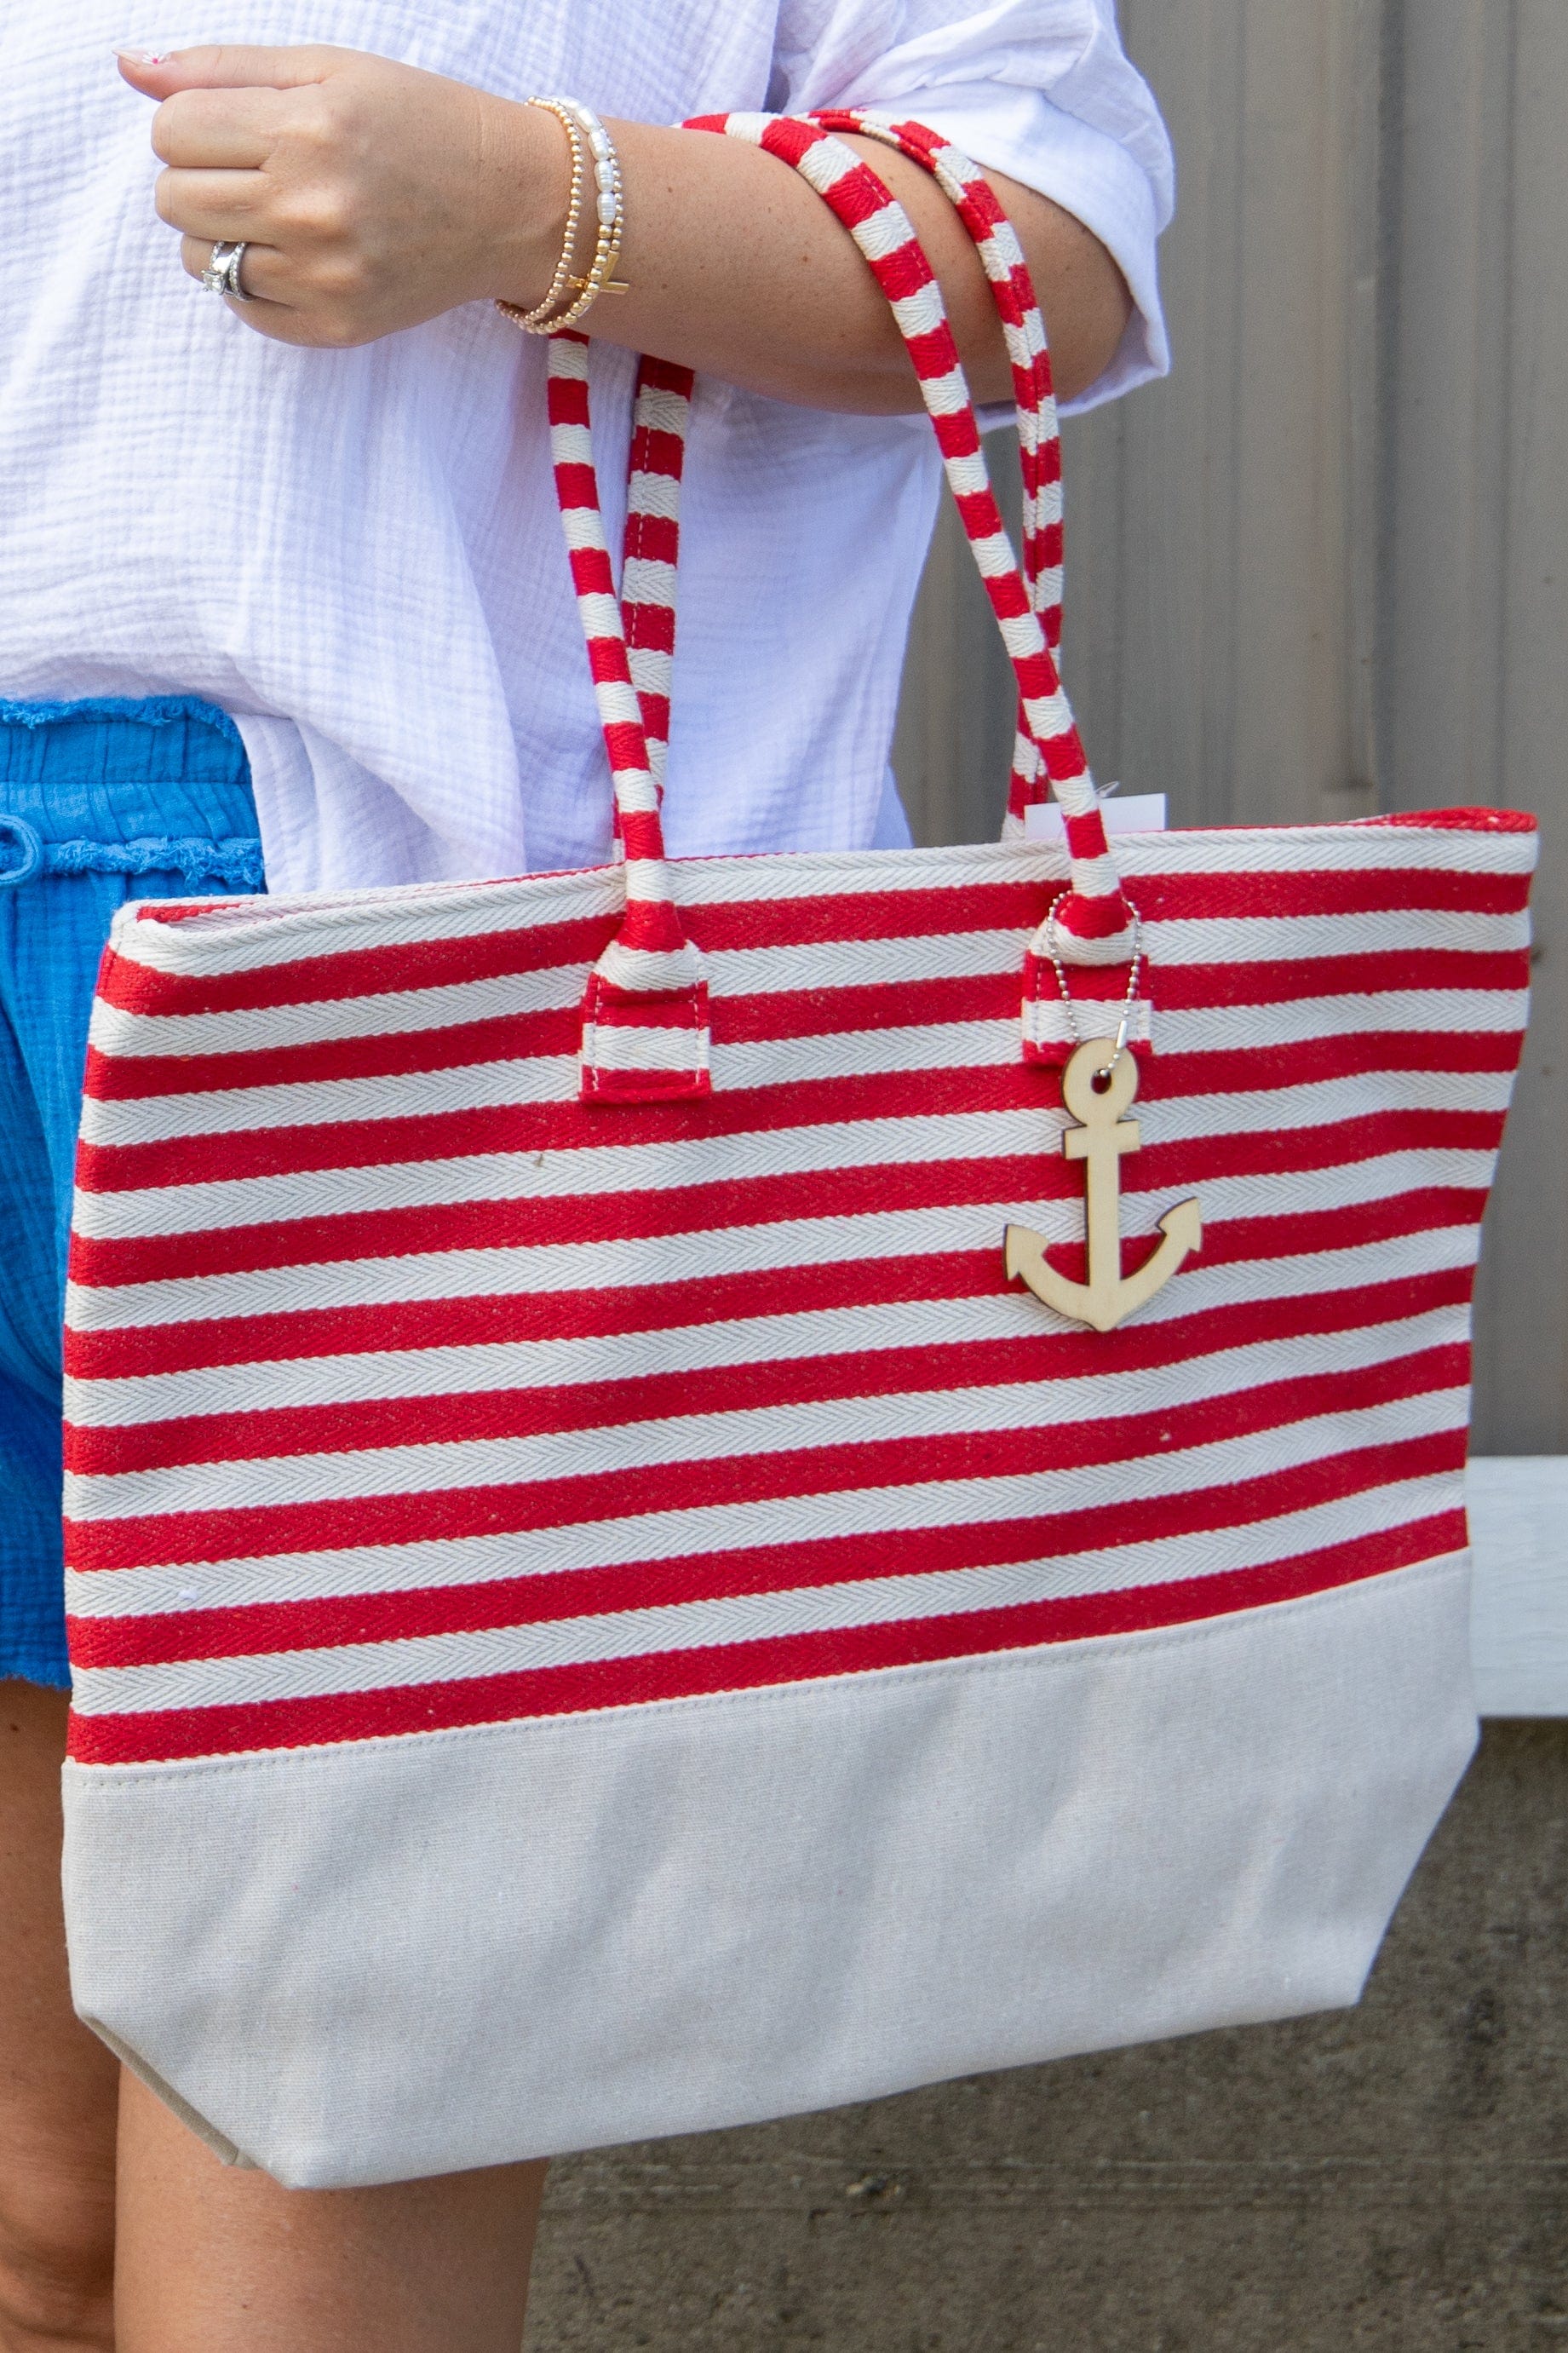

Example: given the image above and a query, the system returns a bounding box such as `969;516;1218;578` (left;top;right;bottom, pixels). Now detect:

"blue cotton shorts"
0;697;264;1688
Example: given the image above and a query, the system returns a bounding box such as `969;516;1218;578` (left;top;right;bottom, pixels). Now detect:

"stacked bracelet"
501;99;587;332
497;97;629;337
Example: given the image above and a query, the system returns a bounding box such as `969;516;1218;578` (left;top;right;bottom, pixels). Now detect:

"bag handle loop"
556;112;1136;1103
807;110;1060;833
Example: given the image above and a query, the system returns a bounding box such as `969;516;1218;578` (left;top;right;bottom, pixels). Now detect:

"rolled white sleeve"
770;0;1174;411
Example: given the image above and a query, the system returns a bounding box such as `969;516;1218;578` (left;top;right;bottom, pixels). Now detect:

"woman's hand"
118;46;1133;405
118;45;563;347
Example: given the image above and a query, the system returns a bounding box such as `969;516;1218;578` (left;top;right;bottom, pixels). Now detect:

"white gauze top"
1;0;1172;889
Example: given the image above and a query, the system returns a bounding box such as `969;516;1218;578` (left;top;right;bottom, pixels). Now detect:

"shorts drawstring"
0;814;262;892
0;814;43;886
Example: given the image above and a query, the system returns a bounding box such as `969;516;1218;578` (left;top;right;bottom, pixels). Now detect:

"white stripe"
85;964;589;1060
1162;987;1531;1048
64;1306;1469;1522
979;220;1027;275
556;506;608;552
82;1055;577;1143
940;448;990;501
85;914;1529;1061
66;1442;1467;1715
855;197;917;264
620;646;674;700
1144;910;1530;964
63;1149;1490;1338
920;364;970;417
64;1220;1482;1430
623;473;681;521
549;422;594;467
1054;851;1123;903
1003;611;1052;665
83;924;1085;1057
66;1456;1464;1637
78;1010;1123;1145
714;111;771;150
63;1147;1494;1333
85;977;1525;1148
620;562;678;613
97;826;1536;983
1020;1000;1154;1051
629;385;690;435
797;132;859;193
71;1069;1515;1243
589;940;703;993
970;528;1021;580
1024;758;1088;816
582;1021;709;1075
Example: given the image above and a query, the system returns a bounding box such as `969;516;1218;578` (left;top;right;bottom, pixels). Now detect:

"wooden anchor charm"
1005;1037;1202;1333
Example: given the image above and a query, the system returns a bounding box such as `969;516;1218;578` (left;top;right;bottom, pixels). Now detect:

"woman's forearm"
496;114;1131;411
123;44;1131;411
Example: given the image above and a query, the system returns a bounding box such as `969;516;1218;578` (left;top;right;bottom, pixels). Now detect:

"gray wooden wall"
893;0;1567;1453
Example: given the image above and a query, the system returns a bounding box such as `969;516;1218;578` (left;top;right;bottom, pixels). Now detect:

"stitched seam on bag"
64;1550;1469;1788
580;978;709;1094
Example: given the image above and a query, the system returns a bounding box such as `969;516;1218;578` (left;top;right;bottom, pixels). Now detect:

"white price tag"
1024;791;1167;843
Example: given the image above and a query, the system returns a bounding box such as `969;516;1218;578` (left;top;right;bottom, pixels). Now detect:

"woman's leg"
0;1682;118;2353
114;2080;549;2353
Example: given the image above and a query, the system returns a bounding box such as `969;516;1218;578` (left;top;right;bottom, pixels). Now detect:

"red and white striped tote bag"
60;116;1536;2189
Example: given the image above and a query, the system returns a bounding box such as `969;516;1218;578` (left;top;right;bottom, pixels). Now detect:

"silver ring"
201;240;252;302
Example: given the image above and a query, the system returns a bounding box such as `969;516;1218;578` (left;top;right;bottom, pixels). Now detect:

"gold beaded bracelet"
496;97;629;337
496;99;587;334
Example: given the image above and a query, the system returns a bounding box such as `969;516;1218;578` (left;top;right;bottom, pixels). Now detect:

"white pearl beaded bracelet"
497;97;629;337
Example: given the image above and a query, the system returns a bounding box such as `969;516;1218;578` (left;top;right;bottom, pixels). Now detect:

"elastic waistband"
0;694;259;856
0;816;264;891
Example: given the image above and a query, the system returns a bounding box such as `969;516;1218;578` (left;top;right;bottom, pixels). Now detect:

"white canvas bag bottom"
62;1554;1473;2189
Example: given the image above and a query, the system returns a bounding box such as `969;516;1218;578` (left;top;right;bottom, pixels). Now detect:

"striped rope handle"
714;113;1132;956
617;117;1061;822
548;335;711;1102
620;113;1065;834
620;356;692;811
807;110;1059;831
552;113;1136;1103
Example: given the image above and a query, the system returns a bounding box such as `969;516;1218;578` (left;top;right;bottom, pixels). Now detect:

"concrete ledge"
1468;1457;1568;1716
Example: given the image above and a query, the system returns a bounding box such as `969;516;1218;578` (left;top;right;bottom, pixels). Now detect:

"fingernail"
112;44;169;64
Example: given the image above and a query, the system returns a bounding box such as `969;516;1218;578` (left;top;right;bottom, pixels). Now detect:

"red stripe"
85;1007;584;1101
585;637;634;687
544;366;589;423
80;955;1529;1102
66;1105;1505;1292
65;1259;1475;1478
1376;806;1535;835
64;1248;1017;1380
1054;888;1130;936
72;1029;1522;1198
68;1431;1468;1671
1155;946;1528;1010
567;545;616;600
64;1349;1467;1573
624;512;680;572
83;946;1532;1101
65;1514;1466;1762
93;915;614;1021
551;463;601;515
634;354;696;398
624;603;675;657
92;872;1531;1021
67;1107;1504;1292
